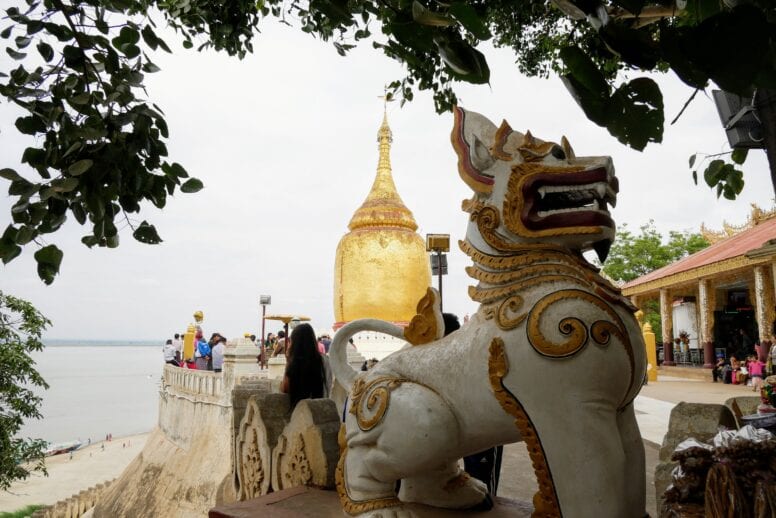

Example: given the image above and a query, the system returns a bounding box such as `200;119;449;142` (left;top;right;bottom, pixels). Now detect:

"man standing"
212;336;226;373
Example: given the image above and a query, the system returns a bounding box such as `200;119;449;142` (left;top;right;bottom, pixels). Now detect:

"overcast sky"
2;19;774;341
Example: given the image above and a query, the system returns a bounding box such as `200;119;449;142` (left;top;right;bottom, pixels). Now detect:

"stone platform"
209;487;533;517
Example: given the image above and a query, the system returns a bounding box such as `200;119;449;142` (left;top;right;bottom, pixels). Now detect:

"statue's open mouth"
522;166;618;231
520;166;618;262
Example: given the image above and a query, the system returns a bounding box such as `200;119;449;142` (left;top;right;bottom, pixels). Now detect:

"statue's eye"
550;145;566;160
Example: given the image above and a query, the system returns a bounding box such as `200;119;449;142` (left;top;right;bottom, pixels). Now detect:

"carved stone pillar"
660;288;674;366
698;279;715;368
754;265;775;361
224;337;261;398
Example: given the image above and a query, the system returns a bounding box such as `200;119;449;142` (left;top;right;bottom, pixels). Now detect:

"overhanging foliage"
2;1;774;282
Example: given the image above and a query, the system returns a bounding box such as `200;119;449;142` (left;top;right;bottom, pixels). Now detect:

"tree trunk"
754;88;776;197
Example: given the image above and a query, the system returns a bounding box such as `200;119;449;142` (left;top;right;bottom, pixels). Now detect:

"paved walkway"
634;374;758;446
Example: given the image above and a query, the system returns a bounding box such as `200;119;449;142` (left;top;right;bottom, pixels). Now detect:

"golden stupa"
333;112;431;327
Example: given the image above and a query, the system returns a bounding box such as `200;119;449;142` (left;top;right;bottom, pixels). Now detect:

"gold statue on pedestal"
183;310;204;364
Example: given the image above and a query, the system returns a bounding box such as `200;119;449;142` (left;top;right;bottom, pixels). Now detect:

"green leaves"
36;41;53;62
690;150;748;200
449;2;491;40
67;159;93;176
33;245;63;285
0;2;208;284
0;291;50;490
133;221;163;244
561;46;663;150
607;78;664;151
111;26;141;58
180;178;204;193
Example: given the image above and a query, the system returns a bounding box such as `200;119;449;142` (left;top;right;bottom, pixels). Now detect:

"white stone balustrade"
162;364;224;399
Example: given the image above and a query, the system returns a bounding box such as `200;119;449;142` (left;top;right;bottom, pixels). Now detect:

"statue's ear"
451;107;497;194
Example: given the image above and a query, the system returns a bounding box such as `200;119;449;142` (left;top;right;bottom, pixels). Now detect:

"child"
749;355;766;392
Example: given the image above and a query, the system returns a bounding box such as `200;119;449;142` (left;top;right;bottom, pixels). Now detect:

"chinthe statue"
330;107;647;518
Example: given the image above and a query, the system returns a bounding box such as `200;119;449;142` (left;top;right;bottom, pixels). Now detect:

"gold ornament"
349;376;408;432
404;288;444;346
488;337;561;517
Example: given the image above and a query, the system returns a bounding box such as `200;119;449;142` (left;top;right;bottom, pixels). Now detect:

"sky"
1;18;775;341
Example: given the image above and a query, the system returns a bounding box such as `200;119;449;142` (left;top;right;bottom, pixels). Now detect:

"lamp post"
259;295;271;366
426;233;450;312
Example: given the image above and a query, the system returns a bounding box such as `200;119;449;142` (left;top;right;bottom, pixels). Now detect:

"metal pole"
284;322;290;356
261;305;266;348
261;304;266;367
437;250;443;313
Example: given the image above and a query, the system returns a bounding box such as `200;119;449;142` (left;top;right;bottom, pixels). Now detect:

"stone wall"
92;339;266;518
32;480;115;518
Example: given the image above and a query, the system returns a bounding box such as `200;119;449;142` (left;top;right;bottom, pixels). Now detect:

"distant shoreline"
42;340;161;347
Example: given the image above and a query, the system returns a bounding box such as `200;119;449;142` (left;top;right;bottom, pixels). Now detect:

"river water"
19;344;163;445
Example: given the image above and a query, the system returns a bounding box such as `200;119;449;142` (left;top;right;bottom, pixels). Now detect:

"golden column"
698;279;716;368
660;288;674;366
754;265;775;360
333;112;431;327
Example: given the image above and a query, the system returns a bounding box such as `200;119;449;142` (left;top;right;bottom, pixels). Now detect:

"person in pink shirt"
748;354;766;392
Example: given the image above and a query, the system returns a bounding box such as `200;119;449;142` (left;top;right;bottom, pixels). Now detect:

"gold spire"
333;109;431;325
348;113;418;231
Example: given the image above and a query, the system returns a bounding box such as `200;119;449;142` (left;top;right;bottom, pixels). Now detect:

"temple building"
623;205;776;368
332;112;431;357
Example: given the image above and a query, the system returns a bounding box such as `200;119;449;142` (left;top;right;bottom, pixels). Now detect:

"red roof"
622;217;776;290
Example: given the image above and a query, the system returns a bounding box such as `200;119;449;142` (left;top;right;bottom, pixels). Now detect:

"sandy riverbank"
0;432;150;512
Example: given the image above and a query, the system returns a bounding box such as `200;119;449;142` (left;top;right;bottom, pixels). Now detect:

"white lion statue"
330;107;647;518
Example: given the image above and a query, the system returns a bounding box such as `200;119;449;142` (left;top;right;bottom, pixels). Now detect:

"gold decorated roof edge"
622;254;773;297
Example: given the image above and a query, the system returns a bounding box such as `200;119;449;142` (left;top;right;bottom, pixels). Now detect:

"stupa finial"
346;101;417;232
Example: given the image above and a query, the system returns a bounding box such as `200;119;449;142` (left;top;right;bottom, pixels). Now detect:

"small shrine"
623;204;776;366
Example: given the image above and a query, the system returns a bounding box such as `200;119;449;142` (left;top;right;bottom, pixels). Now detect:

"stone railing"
162;364;224;400
32;479;114;518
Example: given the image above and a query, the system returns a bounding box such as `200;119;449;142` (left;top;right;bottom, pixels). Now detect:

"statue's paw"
399;471;489;509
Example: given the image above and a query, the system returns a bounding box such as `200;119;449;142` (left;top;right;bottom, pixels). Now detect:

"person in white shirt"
212;336;226;373
163;339;178;366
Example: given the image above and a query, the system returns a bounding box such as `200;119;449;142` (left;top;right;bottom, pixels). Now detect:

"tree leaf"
449;2;491;40
14;36;31;49
36;41;53;62
688;154;696;168
411;1;455;27
731;148;748;165
33;244;63;285
0;168;22;181
67;159;93;176
704;159;724;187
604;78;664;150
6;47;27;60
180;178;203;193
51;177;79;193
132;221;162;244
559;46;610;99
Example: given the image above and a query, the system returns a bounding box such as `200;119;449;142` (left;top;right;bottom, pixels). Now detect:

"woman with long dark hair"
281;323;327;408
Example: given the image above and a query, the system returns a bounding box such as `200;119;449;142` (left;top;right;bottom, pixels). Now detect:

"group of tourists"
712;349;775;390
257;330;333;368
162;331;227;373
